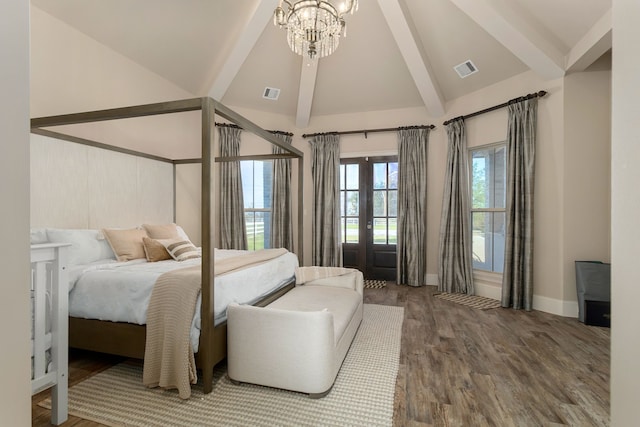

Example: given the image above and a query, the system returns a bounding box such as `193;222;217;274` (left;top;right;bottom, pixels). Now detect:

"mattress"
68;249;298;351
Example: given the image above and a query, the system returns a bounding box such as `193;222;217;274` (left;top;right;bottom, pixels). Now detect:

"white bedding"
68;249;298;351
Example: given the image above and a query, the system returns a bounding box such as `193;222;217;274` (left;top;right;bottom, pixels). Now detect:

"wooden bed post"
201;97;216;393
297;157;305;264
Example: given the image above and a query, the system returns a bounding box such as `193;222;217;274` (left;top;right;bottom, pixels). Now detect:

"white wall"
0;1;32;424
563;58;612;309
30;6;192;117
176;163;203;246
611;1;640;424
30;133;174;230
30;6;199;161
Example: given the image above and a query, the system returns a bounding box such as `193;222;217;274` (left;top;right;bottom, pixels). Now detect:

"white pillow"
46;228;115;266
30;228;48;244
176;225;191;241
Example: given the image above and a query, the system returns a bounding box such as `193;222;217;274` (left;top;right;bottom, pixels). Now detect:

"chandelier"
274;0;359;59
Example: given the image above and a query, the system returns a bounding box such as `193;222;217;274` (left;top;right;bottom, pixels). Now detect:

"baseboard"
426;273;578;318
474;282;502;300
532;295;579;318
474;282;579;318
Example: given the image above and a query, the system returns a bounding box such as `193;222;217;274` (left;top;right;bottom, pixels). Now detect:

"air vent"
454;60;478;78
263;87;280;100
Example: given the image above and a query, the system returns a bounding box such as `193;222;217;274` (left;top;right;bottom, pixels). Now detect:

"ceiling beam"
449;0;565;80
296;58;318;128
207;0;278;101
376;0;445;117
566;8;612;73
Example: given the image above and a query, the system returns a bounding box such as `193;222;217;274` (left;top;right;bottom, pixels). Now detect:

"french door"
339;156;398;280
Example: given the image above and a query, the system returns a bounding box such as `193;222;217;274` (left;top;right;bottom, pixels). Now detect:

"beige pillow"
102;228;147;262
159;238;201;262
142;237;172;262
142;223;179;239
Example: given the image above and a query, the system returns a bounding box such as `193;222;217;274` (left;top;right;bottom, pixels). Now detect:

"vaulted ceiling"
30;0;611;129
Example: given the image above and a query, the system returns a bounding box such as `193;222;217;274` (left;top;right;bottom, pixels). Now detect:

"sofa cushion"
267;285;361;345
304;271;361;292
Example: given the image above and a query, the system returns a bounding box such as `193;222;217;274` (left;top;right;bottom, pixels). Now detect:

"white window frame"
469;141;507;274
241;160;273;250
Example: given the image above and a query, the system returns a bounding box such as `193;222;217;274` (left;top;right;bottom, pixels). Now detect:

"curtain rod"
443;90;547;126
215;122;293;137
302;124;435;139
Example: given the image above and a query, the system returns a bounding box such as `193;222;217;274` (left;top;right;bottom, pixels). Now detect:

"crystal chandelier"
274;0;359;59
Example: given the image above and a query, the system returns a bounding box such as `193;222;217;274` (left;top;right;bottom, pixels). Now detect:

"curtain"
438;119;474;294
397;128;429;286
219;126;247;250
270;133;294;251
501;98;538;310
310;134;341;267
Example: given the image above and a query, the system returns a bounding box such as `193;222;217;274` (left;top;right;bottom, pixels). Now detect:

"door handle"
367;221;372;230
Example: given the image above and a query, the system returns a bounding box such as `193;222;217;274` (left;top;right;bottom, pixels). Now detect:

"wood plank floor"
33;284;610;426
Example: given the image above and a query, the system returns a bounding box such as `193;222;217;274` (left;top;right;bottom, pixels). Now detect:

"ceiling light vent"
263;87;280;100
454;60;478;78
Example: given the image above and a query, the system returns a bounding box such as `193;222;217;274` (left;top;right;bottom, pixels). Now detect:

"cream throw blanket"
294;266;357;285
143;248;289;399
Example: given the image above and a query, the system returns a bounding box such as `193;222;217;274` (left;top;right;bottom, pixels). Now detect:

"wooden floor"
33;284;610;426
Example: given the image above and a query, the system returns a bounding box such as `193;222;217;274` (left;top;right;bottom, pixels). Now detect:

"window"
470;144;506;273
339;163;360;244
241;160;272;250
339;160;398;245
372;161;398;245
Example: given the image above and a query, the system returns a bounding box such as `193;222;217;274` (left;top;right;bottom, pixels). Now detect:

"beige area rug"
363;279;387;289
42;304;404;427
434;292;502;310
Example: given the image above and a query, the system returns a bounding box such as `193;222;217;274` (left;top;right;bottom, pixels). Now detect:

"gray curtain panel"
397;128;429;286
219;126;247;250
270;133;294;251
310;134;342;267
501;98;538;310
438;119;474;294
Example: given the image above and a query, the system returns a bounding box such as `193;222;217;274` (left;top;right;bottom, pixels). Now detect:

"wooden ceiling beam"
376;0;445;117
566;8;612;73
295;57;318;128
449;0;565;80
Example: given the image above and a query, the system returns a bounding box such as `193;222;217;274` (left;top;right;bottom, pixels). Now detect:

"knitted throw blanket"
143;265;200;399
216;248;288;276
294;266;356;285
143;248;290;399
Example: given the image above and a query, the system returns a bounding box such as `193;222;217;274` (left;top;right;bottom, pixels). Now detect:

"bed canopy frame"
30;97;305;393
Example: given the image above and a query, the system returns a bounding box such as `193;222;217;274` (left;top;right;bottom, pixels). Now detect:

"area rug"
41;304;403;427
434;292;502;310
364;279;387;289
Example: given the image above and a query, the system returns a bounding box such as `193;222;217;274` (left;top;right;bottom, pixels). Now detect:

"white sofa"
227;270;364;398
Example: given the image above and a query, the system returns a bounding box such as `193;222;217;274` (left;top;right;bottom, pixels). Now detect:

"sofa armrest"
227;303;336;393
303;271;364;296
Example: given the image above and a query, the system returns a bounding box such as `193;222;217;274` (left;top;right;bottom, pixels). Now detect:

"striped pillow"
159;238;201;262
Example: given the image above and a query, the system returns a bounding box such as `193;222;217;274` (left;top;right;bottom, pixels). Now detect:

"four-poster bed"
30;97;305;394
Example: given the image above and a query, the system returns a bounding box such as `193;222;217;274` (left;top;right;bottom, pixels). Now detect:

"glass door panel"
340;157;398;280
